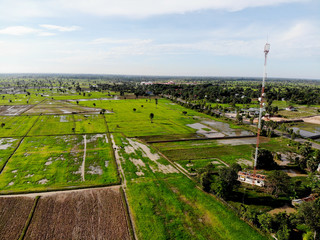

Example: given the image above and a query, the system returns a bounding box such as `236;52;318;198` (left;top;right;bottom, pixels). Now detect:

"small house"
238;171;266;187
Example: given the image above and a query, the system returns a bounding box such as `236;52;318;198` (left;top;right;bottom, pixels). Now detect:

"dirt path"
81;135;86;181
0;185;121;198
110;134;137;240
110;135;126;187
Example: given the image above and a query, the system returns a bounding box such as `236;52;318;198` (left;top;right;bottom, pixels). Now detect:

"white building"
238;171;266;187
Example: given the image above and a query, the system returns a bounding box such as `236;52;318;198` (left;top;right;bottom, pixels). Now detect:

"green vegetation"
0;116;38;137
113;133;266;239
0;134;119;193
2;75;319;239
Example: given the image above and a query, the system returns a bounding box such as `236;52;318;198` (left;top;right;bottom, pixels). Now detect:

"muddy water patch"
127;138;178;174
130;158;146;168
86;134;106;143
87;165;103;175
217;137;264;146
0;138;17;150
59;115;68;122
186;123;224;138
202;120;253;137
38;179;49;184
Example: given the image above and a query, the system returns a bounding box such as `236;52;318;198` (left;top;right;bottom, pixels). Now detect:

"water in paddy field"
201;120;254;137
292;127;320;138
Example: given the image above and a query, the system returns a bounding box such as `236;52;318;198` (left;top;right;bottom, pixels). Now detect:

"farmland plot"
0;116;38;137
23;99;102;115
28;114;107;136
25;188;131;240
84;134;119;184
111;133;266;240
0;105;32;116
113;135;178;180
0;134;119;193
0;197;35;240
0;138;20;170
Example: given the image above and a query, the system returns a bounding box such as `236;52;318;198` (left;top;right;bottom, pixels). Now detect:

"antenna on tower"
253;42;270;177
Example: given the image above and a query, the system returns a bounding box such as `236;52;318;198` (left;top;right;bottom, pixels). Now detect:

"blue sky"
0;0;319;79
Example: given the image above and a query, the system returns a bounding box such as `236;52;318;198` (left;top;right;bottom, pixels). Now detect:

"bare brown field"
0;197;35;240
25;187;131;240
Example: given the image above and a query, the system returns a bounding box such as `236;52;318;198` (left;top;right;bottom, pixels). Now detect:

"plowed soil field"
0;197;35;240
25;187;131;240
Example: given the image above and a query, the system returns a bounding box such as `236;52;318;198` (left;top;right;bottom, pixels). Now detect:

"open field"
178;158;226;172
25;188;131;240
154;137;294;168
0;134;119;193
0;197;35;240
28;114;108;136
0;94;271;239
0;116;38;137
76;98;253;138
0;94;44;105
0;138;20;170
23;99;103;115
0;105;32;116
111;133;266;239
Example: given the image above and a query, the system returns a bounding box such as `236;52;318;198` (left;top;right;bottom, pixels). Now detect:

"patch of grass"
28;114;107;136
0;138;21;170
0;116;38;137
127;176;267;240
113;134;266;239
0;134;119;193
178;159;224;172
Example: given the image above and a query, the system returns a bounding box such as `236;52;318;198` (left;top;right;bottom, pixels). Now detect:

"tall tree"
297;199;320;240
265;170;291;198
253;148;277;169
149;113;154;123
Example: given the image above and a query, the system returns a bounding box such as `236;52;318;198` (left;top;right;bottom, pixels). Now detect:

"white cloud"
0;26;38;36
90;38;152;45
40;24;81;32
57;0;308;18
0;24;80;37
0;0;308;20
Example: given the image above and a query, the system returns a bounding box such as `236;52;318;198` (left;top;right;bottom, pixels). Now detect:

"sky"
0;0;319;79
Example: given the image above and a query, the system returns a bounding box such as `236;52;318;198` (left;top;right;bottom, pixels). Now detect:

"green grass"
28;114;107;136
84;134;119;184
158;137;294;167
78;98;243;137
0;93;44;105
178;159;224;172
113;133;267;239
0;138;21;170
0;134;119;193
288;122;320;133
154;139;220;151
0;116;38;137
